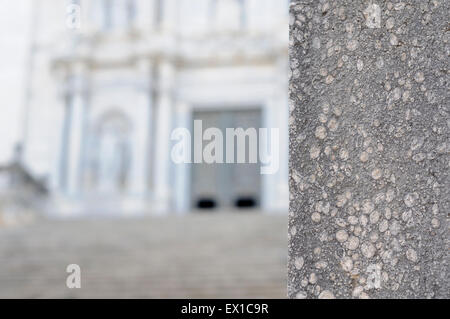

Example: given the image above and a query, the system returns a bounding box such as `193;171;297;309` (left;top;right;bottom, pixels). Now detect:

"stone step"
0;212;287;298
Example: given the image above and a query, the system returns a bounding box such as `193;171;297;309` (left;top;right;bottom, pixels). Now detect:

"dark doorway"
191;109;261;210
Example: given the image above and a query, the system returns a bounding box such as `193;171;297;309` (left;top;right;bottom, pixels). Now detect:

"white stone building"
22;0;288;216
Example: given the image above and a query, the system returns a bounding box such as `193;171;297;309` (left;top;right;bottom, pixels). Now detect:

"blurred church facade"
22;0;288;216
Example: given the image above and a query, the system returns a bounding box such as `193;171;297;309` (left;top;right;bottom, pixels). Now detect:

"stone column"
161;0;176;32
51;68;69;192
262;55;289;212
65;63;89;197
54;100;71;192
129;59;152;196
135;0;154;30
261;101;276;210
173;101;191;214
153;61;175;212
275;54;290;211
289;1;448;299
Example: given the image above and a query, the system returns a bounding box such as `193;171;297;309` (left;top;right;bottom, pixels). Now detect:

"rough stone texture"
288;0;449;298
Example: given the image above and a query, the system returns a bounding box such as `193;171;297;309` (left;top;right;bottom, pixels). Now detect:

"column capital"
157;61;175;93
135;58;153;91
67;62;90;95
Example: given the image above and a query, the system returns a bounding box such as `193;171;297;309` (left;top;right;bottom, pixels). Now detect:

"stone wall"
0;162;47;226
288;0;448;298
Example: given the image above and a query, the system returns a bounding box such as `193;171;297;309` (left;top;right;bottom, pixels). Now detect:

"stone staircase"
0;212;287;298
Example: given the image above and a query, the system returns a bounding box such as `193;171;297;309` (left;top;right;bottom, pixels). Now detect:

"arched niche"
84;109;132;194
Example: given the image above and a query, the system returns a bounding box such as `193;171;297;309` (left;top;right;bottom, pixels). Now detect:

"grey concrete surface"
0;212;287;298
288;1;448;298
